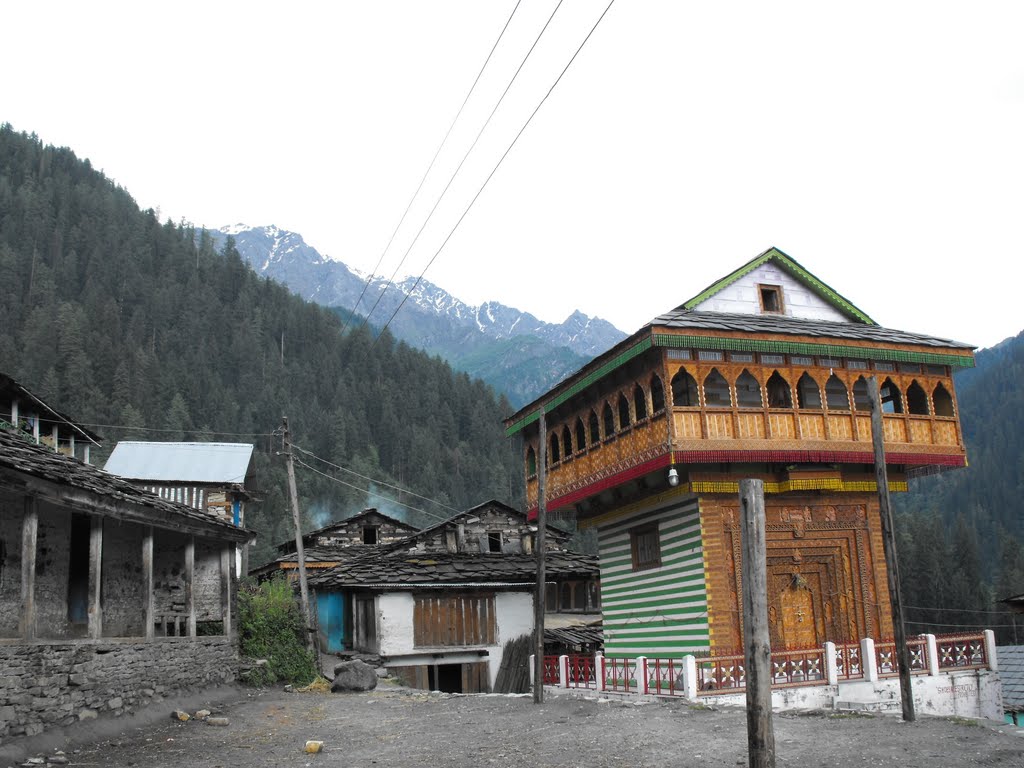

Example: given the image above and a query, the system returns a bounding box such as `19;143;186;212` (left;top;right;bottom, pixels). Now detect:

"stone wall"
34;506;73;640
101;520;146;638
0;637;238;743
153;530;188;626
193;538;222;623
0;497;23;638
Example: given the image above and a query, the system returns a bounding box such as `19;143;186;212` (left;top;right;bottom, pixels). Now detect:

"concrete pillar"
861;638;878;683
143;527;155;640
824;642;838;686
559;654;569;688
20;498;38;641
636;656;648;696
595;654;606;692
87;516;103;640
984;630;998;671
925;634;939;676
682;655;698;700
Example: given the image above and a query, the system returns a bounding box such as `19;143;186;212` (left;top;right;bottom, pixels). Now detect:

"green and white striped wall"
598;497;709;659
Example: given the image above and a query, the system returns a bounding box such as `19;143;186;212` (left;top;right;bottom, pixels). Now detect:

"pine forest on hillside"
2;125;1023;643
0;126;524;566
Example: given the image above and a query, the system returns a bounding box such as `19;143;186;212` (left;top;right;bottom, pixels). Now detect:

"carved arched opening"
575;417;586;453
735;370;763;408
618;393;631;428
933;383;955;417
880;377;903;413
588;410;600;446
634;383;648;421
703;368;731;408
650;374;665;413
671;368;699;407
603;401;615;438
853;377;871;411
825;374;850;411
549;432;561;465
766;371;792;408
562;425;573;458
907;380;929;415
797;372;822;410
526;446;536;476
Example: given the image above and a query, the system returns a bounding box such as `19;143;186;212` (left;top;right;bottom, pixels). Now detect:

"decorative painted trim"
671;449;966;467
680;247;875;324
652;333;975;369
505;337;653;436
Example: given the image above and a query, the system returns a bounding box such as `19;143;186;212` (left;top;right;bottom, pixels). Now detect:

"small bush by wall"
237;578;316;686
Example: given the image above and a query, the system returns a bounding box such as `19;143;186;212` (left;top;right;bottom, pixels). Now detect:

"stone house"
0;428;252;743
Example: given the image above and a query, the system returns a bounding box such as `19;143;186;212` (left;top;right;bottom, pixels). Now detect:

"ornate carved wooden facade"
505;248;973;655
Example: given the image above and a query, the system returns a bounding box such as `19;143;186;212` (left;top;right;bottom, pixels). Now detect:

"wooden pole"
87;516;104;640
533;407;547;704
740;479;775;768
282;417;316;656
867;376;915;722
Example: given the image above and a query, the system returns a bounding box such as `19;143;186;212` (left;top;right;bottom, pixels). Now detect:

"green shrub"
238;577;316;686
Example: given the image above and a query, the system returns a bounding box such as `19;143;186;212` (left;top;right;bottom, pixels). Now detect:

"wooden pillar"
533;407;547;704
87;515;103;640
867;376;915;722
220;544;233;637
142;526;155;640
740;479;775;768
20;497;38;641
185;535;196;638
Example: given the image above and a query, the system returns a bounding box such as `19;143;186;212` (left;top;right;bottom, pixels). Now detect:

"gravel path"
23;686;1024;768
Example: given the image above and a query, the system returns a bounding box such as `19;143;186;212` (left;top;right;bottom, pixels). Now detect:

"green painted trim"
652;333;975;368
504;337;653;436
680;247;875;324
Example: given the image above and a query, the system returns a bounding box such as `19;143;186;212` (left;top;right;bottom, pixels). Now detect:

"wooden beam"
867;376;916;722
143;526;154;640
185;535;196;638
740;478;775;768
20;497;38;641
87;515;103;640
221;543;233;637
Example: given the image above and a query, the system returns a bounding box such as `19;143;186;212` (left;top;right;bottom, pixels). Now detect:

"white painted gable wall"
692;263;851;323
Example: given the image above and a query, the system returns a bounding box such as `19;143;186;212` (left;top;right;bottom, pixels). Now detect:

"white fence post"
861;638;878;683
559;654;569;688
682;655;698;700
636;656;647;697
984;630;998;672
925;634;939;676
824;642;838;686
595;654;606;692
528;654;535;686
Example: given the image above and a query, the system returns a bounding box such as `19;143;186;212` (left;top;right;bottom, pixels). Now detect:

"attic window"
759;284;784;314
362;526;379;545
488;532;502;553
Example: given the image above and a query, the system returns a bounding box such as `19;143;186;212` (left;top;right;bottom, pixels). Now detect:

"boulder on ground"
331;660;378;692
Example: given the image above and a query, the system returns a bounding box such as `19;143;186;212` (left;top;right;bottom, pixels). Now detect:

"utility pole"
282;417;315;656
867;377;916;722
533;407;547;705
740;479;775;768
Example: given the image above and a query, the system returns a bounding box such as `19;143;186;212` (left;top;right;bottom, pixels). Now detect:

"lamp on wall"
667;468;679;487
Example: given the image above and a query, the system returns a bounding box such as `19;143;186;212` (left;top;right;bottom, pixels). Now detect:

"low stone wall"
0;637;237;743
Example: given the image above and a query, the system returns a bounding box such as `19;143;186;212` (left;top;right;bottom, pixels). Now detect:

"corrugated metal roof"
104;441;254;484
997;646;1024;711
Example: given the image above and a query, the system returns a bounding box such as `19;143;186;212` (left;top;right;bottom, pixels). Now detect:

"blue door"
316;591;345;652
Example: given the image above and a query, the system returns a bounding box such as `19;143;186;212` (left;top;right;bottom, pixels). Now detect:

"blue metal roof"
104;441;254;485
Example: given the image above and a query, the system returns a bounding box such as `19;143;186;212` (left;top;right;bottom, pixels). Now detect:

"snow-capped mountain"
206;225;627;405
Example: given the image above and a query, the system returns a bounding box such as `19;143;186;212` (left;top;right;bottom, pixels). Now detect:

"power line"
905;604;1017;615
4;412;274;438
291;443;460;515
371;0;617;346
293;457;452;524
358;0;570;339
341;0;525;337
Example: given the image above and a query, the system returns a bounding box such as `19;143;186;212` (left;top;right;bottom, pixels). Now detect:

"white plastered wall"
693;263;851;322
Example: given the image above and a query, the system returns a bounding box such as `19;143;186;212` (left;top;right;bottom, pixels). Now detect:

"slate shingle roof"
649;310;974;349
0;429;252;540
308;549;599;589
997;646;1024;711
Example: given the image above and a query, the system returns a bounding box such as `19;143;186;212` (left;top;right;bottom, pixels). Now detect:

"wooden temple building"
505;247;974;657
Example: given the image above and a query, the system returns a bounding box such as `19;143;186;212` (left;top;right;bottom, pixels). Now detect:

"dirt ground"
11;684;1024;768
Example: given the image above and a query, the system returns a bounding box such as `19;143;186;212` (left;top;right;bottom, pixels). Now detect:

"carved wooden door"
779;584;818;648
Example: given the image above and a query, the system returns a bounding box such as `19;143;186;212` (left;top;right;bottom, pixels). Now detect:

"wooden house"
0;372;102;463
504;247;974;658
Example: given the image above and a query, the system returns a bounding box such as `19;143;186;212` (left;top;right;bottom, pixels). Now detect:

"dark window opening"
703;369;731;407
766;371;792;408
575;418;586;454
630;524;661;571
562;426;572;459
603;402;615;438
362;526;379;545
853;377;871;411
907;380;929;415
588;410;600;447
796;372;822;410
68;513;91;625
526;446;537;476
933;383;955;417
671;368;699;407
759;284;783;313
488;532;502;553
735;370;763;408
650;374;665;413
881;377;903;413
549;433;560;465
429;664;464;694
634;384;648;421
560;582;572;610
618;393;631;429
825;374;850;411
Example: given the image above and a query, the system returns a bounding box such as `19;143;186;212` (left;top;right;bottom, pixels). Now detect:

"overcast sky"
5;2;1023;350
